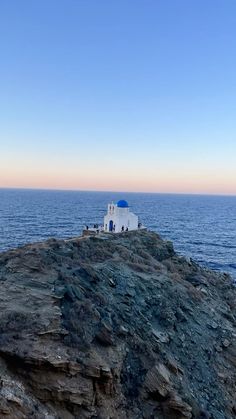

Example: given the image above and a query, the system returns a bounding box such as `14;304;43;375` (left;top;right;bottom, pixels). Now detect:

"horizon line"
0;186;236;198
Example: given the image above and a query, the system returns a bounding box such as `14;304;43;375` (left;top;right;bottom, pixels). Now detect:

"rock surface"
0;230;235;418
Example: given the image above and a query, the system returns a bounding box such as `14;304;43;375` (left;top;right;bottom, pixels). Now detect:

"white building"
104;200;139;233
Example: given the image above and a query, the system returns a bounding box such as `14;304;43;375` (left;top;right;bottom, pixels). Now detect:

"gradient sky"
0;0;236;194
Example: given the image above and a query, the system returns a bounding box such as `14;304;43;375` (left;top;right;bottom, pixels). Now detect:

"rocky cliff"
0;230;235;419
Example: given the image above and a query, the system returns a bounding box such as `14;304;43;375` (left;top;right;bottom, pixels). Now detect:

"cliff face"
0;230;235;419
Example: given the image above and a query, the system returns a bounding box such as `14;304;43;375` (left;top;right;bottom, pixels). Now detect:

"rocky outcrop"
0;230;235;418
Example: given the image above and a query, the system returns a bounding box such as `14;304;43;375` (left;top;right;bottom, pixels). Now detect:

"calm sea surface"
0;189;235;279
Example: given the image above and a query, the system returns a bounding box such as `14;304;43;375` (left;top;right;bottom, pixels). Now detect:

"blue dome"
117;200;129;208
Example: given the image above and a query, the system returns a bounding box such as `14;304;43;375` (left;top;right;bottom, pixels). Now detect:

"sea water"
0;189;235;279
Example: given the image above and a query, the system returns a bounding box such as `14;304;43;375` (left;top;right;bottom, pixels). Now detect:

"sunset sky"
0;0;236;194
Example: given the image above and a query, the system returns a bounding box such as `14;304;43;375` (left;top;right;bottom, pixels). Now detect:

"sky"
0;0;236;195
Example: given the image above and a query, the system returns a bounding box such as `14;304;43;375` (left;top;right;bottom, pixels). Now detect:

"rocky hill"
0;230;235;419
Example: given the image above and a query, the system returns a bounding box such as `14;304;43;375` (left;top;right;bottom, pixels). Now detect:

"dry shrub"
162;259;177;273
169;272;182;282
186;286;203;301
127;261;155;273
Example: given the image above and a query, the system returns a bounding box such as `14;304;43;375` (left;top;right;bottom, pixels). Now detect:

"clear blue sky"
0;0;236;194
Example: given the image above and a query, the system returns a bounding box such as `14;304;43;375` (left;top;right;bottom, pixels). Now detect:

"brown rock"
144;363;171;399
164;394;192;418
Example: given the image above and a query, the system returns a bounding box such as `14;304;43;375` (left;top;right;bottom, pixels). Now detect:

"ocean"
0;188;235;280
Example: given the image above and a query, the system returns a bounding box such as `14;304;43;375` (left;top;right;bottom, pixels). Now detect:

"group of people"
121;226;129;232
111;225;129;232
86;223;136;233
85;224;102;233
113;224;143;232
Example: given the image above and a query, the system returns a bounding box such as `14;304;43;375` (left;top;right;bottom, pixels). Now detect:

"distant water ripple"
0;189;235;280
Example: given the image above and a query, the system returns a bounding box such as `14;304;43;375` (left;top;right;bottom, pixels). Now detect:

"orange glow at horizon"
1;166;236;195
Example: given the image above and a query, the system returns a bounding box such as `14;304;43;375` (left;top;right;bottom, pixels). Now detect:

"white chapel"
104;200;139;233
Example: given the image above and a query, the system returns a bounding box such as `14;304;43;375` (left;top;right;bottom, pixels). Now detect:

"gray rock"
0;230;235;418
